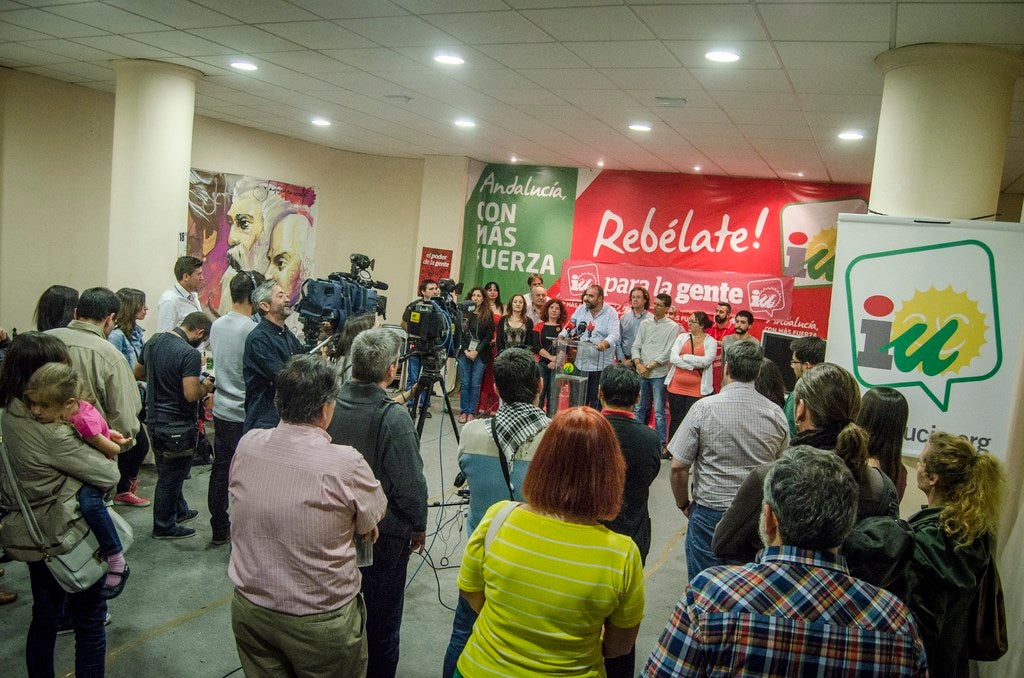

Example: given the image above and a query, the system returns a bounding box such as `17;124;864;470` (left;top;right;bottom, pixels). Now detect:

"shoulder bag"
0;411;134;593
968;541;1008;661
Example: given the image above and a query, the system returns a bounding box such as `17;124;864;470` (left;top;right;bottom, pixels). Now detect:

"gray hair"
351;328;401;384
251;281;276;315
724;340;763;382
275;354;339;424
762;445;859;551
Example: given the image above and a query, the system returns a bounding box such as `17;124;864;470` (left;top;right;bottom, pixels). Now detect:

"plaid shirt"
643;546;928;677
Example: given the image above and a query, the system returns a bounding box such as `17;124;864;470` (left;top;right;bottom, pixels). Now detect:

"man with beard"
569;284;620;409
707;302;734;393
722;310;757;352
242;282;302;432
136;311;215;539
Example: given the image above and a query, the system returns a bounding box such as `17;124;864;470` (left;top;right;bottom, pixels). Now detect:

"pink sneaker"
114;491;151;507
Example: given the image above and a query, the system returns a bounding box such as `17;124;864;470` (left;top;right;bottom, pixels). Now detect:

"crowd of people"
0;264;1009;678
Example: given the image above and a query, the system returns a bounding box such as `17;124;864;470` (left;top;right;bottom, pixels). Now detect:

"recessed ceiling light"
454;118;476;128
796;172;804;177
838;130;864;140
510;155;518;163
694;165;702;172
654;96;687;108
434;53;464;65
311;117;331;127
705;50;740;63
597;160;605;167
230;61;257;71
629;122;652;132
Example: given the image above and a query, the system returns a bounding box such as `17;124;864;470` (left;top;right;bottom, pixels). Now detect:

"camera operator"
401;279;440;417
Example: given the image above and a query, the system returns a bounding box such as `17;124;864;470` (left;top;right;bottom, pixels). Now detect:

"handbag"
150;421;198;457
968;545;1008;661
0;411;134;593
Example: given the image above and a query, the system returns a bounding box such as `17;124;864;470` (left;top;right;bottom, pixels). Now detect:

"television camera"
295;253;388;351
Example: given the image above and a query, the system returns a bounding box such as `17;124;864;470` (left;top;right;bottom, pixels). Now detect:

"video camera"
295;253;388;350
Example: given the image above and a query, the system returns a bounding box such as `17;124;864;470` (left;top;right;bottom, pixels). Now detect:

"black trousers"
361;533;412;678
208;417;244;538
667;392;701;443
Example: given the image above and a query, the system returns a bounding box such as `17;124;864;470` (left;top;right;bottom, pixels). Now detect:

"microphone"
586;322;595;333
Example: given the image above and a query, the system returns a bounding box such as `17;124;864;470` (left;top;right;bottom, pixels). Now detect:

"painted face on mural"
227;192;267;270
263;215;309;303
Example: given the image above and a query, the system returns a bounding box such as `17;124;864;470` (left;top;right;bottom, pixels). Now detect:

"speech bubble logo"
747;278;786;318
567;263;599;295
845;240;1002;411
781;199;867;288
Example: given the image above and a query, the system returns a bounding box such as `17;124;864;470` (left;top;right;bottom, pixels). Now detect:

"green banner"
460;164;577;298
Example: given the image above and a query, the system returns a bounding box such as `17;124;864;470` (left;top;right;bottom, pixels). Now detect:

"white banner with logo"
827;214;1024;461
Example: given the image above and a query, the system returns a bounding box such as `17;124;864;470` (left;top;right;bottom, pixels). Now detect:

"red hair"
523;407;624;522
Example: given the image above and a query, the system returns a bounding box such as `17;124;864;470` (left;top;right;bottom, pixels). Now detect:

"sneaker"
114;491;151;507
152;526;197;540
177;510;200;524
211;533;231;546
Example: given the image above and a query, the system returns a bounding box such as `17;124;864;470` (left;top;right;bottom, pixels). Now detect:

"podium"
549;334;588;413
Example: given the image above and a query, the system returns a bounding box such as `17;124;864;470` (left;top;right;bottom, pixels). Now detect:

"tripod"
409;352;461;445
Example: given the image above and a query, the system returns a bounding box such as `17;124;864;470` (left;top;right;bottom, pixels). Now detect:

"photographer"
401;279;439;417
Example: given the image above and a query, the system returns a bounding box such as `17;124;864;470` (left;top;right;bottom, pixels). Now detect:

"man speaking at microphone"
569;284;620;409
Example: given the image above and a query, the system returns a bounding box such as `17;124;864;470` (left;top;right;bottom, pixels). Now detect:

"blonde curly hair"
923;432;1004;548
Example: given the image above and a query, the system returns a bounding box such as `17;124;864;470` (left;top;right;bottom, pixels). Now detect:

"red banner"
418;247;452;284
559;260;794;320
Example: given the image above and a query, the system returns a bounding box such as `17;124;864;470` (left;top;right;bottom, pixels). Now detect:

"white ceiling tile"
72;35;176;59
633;4;767;42
160;56;234;76
189;25;303;52
320;47;426;70
21;60;114;81
0;20;53;41
46;3;171;33
649;106;731;124
726;107;806;125
759;3;891;42
690;68;793;93
711;91;802;111
805;111;879;129
0;8;109;37
519;6;655;42
288;0;410;19
449;66;538;90
475;42;587;68
667;121;743;139
798;93;882;114
788;67;884;95
565;41;679;69
746;127;817;143
19;38;117;61
392;44;507;68
518;67;615;89
252;49;356;73
124;30;239;56
257;21;377;49
0;42;71;66
775;41;889;71
423;11;553;44
630;89;719;109
897;3;1024;46
339;15;457;46
595;68;701;91
104;0;239;30
663;40;779;69
191;0;320;23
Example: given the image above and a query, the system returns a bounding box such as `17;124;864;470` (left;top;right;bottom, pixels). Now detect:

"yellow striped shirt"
457;501;645;677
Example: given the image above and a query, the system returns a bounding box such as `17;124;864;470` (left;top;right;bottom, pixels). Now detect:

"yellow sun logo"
803;225;837;280
806;224;837;259
890;286;988;375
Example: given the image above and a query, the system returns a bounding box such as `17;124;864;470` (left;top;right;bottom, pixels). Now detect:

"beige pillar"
870;44;1024;219
108;59;201;323
415;155;470;281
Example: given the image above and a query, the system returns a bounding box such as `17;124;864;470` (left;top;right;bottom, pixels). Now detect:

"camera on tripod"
295;253;389;350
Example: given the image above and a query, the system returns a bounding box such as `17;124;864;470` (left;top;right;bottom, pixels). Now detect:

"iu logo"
780;198;867;288
846;241;1002;411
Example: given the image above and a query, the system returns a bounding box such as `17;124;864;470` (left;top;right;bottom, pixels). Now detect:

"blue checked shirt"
643;546;928;677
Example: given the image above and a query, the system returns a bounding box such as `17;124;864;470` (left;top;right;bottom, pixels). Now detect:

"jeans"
26;560;107;678
405;355;431;411
115;417;148;494
361;533;412;678
667;392;701;443
457;355;485;415
208;417;243;538
77;485;120;557
685;503;725;583
152;445;195;534
636;376;668;445
442;596;478;678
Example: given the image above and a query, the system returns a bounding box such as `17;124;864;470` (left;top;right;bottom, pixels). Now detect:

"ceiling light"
796;172;804;177
597;160;605;168
510;155;518;163
693;165;702;172
311;117;331;127
454;118;476;128
838;130;864;140
629;122;652;132
434;53;464;65
230;61;257;71
705;50;740;63
654;96;687;108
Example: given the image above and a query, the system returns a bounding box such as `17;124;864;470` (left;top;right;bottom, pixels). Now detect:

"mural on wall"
461;162;869;339
187;169;317;316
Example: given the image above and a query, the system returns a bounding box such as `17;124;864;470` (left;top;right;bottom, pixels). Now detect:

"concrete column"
415;155;470;280
108;59;201;311
869;44;1024;220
